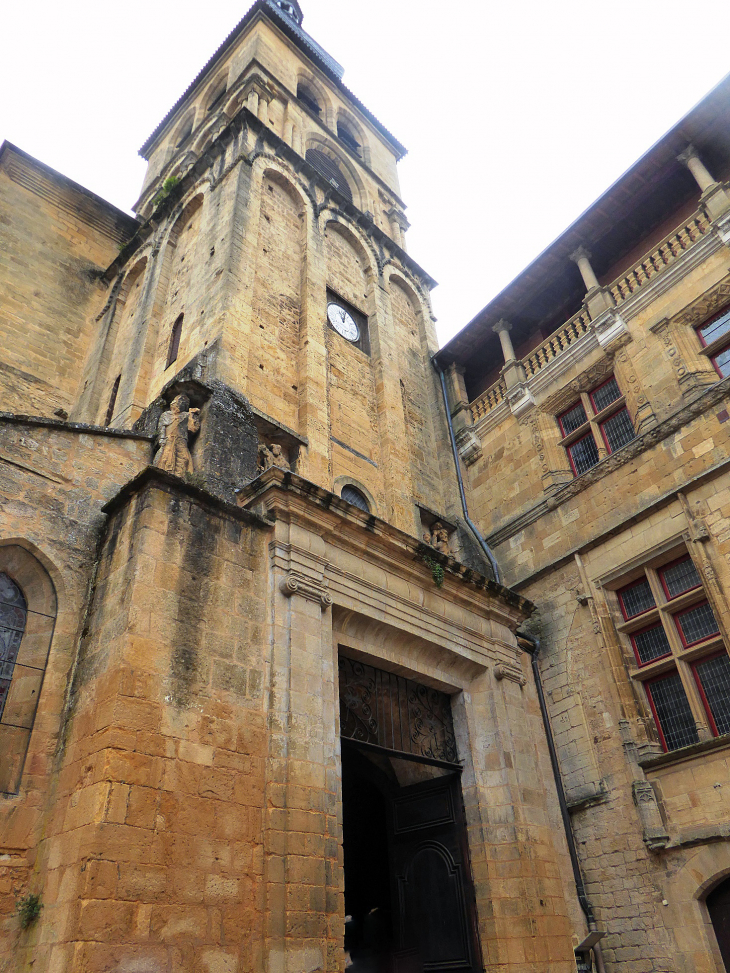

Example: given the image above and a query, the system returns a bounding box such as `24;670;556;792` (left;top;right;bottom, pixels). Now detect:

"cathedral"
1;2;730;971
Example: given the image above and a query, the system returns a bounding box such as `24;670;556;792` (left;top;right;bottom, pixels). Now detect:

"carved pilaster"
522;411;572;494
650;317;717;398
613;349;657;433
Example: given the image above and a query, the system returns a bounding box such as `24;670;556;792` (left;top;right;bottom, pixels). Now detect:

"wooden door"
389;773;482;972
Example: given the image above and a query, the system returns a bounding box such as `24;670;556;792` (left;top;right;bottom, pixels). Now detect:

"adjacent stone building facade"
1;1;729;971
437;77;730;972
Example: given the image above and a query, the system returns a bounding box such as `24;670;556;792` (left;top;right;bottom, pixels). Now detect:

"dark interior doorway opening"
341;742;481;973
708;876;730;971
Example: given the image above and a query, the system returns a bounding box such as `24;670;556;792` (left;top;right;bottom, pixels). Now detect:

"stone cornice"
0;413;153;441
237;468;533;619
101;466;271;529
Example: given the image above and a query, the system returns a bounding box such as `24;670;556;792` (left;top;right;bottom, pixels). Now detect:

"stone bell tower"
72;0;458;538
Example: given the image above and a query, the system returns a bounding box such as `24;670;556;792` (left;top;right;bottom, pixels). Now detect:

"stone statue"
258;443;291;472
153;394;201;477
423;521;452;556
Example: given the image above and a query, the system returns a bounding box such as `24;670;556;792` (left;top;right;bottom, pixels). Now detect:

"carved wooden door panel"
389;774;482;973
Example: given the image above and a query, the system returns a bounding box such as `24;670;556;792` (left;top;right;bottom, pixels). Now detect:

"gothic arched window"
0;574;27;724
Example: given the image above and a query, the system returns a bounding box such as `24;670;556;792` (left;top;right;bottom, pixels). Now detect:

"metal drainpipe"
517;632;607;973
433;358;501;583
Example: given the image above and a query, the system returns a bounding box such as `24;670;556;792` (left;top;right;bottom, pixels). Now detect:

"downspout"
517;632;607;973
433;357;501;583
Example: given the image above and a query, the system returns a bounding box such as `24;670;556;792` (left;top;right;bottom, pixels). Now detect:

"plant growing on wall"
16;893;42;929
421;553;445;588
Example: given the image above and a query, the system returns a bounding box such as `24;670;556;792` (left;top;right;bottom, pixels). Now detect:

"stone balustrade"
467;208;712;423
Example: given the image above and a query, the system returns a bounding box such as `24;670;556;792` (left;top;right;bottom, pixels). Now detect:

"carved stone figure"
153;394;201;477
423;521;452;556
258;443;291;472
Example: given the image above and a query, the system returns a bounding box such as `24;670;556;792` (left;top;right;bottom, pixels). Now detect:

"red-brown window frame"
644;673;675;752
658;554;702;602
597;405;634;455
673;600;720;648
617;577;656;621
695;304;730;378
557;401;589;439
565;430;598;477
692;651;730;737
588;375;622;414
629;622;672;668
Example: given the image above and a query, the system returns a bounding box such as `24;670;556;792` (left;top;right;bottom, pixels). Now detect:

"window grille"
631;624;671;666
618;578;655;619
612;547;729;753
341;485;370;512
558;375;635;478
568;433;600;476
660;556;701;599
600;408;636;452
696;305;730;378
694;654;730;736
0;574;26;723
646;672;700;751
558;402;588;437
590;376;622;413
674;601;720;647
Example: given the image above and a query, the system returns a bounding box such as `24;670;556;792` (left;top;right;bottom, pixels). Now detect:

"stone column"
677;144;716;193
677;144;730;221
569;247;613;317
493;319;526;390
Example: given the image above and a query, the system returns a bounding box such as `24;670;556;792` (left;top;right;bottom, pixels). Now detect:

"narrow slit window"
105;374;121;427
167;314;183;369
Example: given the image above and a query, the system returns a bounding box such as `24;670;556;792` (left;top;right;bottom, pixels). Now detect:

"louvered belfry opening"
305;149;353;202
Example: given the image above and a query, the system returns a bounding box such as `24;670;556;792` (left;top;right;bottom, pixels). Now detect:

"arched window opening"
105;374;121;427
341;485;370;513
297;83;321;115
207;85;227;113
0;574;27;724
305;149;352;203
337;122;361;156
707;876;730;970
176;118;194;148
166;314;184;369
0;549;57;796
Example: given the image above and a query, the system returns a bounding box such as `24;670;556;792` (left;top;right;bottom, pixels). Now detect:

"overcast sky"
3;0;730;345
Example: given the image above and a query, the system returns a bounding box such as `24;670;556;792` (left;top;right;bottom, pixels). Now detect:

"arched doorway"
708;876;730;971
339;654;482;972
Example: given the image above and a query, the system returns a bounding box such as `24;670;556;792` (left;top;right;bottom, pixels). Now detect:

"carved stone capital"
506;383;535;418
279;571;332;609
494;663;527;687
569;245;592;263
492;318;513;335
676;144;699;168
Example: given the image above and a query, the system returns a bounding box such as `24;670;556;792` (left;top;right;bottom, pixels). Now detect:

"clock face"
327;302;360;342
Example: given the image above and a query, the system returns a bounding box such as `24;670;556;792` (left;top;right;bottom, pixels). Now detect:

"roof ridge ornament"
271;0;303;24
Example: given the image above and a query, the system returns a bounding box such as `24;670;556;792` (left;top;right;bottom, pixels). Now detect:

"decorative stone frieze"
507;382;535;417
650;317;717;398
